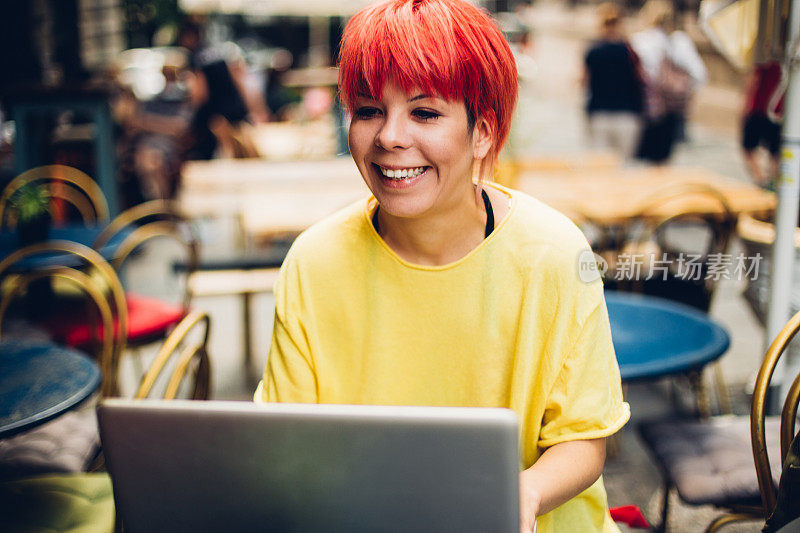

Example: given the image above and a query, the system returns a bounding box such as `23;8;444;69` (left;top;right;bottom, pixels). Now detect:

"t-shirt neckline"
363;182;517;272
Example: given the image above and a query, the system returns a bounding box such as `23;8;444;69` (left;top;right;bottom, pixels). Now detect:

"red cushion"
49;293;186;347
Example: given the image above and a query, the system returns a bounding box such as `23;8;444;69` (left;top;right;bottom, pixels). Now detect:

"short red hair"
338;0;518;165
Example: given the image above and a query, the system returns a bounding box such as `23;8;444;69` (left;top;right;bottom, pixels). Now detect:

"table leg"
242;291;254;380
688;369;712;418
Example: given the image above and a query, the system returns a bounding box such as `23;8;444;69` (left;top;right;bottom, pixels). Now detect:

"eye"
412;108;441;121
354;106;381;119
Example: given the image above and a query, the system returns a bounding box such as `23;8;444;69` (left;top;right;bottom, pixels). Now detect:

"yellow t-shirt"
256;183;630;532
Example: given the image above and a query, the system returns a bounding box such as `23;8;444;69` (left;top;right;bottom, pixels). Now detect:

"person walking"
583;3;645;159
742;60;784;187
631;0;707;164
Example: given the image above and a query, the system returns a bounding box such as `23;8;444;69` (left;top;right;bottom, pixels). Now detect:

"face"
348;80;492;221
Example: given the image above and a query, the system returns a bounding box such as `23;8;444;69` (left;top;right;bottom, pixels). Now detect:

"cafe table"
515;166;776;225
178;157;369;244
605;291;731;416
0;340;100;439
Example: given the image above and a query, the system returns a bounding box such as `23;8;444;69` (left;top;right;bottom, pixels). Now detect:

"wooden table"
180;160;775;242
179;158;368;243
515;166;776;225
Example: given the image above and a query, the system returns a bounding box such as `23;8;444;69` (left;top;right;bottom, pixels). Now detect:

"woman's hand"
519;470;542;532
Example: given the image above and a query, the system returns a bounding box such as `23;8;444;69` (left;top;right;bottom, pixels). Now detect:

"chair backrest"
751;309;800;515
0;165;110;228
636;182;735;258
617;182;736;308
0;241;127;396
135;310;211;400
93;200;199;310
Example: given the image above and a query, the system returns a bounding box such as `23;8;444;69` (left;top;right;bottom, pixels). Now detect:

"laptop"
97;399;520;533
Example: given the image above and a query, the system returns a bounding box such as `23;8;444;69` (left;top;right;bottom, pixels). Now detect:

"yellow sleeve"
255;257;318;404
538;299;630;448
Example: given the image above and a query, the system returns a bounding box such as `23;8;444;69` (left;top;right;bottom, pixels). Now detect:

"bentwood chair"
609;182;737;416
0;165;110;228
638;308;800;532
610;182;736;308
0;241;127;397
93;200;199;350
0;242;126;480
0;256;211;482
134;310;211;401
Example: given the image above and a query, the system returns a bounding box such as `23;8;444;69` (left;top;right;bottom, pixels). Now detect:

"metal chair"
0;252;212;481
638;308;800;532
608;182;737;416
0;165;110;228
630;182;736;312
0;241;127;397
0;242;126;480
93;200;199;349
135;310;212;401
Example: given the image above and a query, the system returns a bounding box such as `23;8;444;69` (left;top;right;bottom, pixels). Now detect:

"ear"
472;117;494;160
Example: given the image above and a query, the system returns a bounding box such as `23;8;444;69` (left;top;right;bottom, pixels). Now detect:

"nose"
375;111;411;150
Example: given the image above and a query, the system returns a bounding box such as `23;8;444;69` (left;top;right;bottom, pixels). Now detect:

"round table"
605;291;731;382
0;340;101;439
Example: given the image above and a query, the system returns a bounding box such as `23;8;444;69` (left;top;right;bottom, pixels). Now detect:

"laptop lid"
97;399;519;533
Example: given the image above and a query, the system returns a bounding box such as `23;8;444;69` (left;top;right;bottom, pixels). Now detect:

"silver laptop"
97;399;519;533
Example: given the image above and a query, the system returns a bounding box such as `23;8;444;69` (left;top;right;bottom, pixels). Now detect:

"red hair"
338;0;518;166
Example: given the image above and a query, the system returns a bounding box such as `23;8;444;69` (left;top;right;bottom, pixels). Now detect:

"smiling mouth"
372;164;429;181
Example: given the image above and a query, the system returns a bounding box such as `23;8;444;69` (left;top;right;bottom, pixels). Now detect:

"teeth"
379;166;426;180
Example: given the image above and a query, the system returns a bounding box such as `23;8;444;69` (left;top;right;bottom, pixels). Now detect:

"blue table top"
605;291;731;381
0;340;101;439
0;223;127;270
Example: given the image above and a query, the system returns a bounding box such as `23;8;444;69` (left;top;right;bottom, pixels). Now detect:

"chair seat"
0;407;98;481
50;293;186;346
639;416;783;507
123;294;186;342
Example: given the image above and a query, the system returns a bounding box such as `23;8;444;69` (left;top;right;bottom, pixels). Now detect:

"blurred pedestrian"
264;49;301;122
582;3;645;159
178;19;268;160
742;60;784;188
631;0;706;164
113;50;193;204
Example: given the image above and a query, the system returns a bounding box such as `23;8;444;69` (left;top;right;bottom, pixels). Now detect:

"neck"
376;186;488;266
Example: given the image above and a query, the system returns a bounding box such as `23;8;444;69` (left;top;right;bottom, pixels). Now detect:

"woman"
583;2;644;159
256;1;629;531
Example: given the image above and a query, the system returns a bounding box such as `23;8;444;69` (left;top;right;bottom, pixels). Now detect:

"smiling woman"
255;1;630;532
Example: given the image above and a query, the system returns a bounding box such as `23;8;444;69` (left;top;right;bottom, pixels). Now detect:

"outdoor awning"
699;0;760;70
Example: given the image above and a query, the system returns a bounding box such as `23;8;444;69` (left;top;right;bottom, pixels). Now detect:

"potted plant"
10;183;51;246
